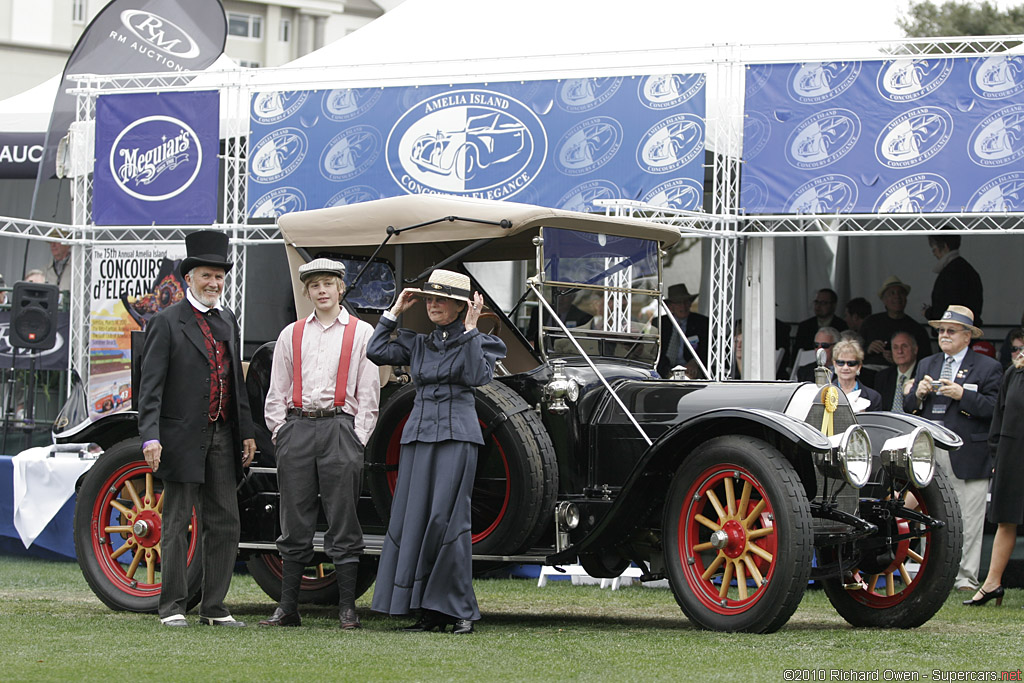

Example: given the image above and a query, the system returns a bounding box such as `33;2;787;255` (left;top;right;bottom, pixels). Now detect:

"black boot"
338;562;360;630
260;560;303;626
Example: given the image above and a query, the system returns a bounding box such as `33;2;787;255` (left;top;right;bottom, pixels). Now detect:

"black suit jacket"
908;349;1001;479
925;256;983;324
872;363;916;411
657;312;709;378
792;315;847;353
138;299;254;483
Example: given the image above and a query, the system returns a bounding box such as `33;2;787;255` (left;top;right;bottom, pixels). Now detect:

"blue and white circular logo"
250;128;307;183
556;180;621;213
319;125;382;181
968;105;1024;167
555;116;623;176
321;88;383;122
642;178;704;211
557;77;623;113
876;58;954;102
743;110;772;160
784;174;858;214
786;109;860;170
386;89;546;199
637;113;704;174
110;115;202;201
745;64;772;98
968;172;1024;211
787;61;861;104
875;106;953;169
638;74;705;109
873;173;951;213
326;185;381;208
249;187;306;218
251;91;309;125
970;56;1024;100
742;176;770;213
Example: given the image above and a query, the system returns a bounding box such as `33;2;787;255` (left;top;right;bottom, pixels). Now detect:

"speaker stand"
22;351;38;451
2;346;17;454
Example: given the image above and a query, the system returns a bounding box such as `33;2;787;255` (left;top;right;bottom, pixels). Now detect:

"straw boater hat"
929;305;983;339
180;231;232;277
876;275;911;299
298;258;346;282
409;269;472;304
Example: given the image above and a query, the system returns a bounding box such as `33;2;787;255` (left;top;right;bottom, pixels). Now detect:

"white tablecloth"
12;446;96;548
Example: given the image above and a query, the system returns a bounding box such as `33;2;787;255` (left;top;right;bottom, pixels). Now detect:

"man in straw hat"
859;275;932;367
906;305;1002;592
138;230;256;627
259;258;380;629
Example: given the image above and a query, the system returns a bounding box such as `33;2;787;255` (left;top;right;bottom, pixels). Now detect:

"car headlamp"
816;424;872;489
880;426;934;488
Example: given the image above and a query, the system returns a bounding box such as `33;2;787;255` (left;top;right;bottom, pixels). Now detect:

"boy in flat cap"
260;258;380;629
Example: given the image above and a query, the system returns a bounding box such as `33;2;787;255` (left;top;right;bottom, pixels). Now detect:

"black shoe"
451;619;474;635
258;607;301;626
962;585;1004;606
198;615;246;627
402;610;446;632
340;607;361;630
161;615;188;627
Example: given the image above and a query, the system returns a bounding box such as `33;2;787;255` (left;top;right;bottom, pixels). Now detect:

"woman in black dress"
963;331;1024;606
367;269;506;633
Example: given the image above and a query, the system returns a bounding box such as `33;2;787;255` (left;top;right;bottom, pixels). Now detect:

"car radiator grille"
805;402;860;531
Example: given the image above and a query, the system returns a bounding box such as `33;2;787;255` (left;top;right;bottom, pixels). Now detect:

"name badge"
963;383;978;392
932;404;947;416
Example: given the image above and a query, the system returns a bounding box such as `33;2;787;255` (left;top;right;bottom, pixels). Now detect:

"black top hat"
180;231;233;277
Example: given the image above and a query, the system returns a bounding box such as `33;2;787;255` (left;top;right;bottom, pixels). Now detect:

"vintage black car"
62;195;963;633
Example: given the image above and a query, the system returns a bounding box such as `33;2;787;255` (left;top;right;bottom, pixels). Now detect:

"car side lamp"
555;501;580;553
543;359;578;414
879;426;934;488
814;347;832;387
816;424;872;488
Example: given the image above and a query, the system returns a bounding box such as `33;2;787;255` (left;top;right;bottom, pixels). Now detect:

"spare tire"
365;381;557;556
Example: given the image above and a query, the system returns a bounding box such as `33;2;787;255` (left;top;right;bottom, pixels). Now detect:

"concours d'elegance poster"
88;244;185;420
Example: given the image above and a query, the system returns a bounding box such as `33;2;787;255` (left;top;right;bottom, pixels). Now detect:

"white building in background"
0;0;391;99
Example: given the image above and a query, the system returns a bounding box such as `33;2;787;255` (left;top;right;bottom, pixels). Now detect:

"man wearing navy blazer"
907;305;1001;592
138;231;256;626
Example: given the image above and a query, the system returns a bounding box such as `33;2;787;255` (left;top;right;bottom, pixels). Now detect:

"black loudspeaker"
10;282;59;350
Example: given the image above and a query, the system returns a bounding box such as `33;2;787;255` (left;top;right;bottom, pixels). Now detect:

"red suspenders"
290;314;359;410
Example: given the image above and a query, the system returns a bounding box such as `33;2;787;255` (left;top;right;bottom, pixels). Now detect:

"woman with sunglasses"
965;328;1024;606
831;339;882;412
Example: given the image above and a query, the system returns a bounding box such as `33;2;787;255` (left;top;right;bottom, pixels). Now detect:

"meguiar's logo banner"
93;90;220;225
246;74;706;217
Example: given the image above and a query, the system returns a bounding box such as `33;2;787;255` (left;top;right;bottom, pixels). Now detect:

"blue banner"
93;90;220;225
741;56;1024;214
246;75;706;216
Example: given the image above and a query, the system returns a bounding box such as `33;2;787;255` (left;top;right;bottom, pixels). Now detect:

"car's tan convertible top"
278;194;682;249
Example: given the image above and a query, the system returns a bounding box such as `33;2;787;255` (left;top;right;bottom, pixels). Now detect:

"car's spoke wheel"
246;553;378;605
74;439;202;612
823;467;962;628
663;435;812;633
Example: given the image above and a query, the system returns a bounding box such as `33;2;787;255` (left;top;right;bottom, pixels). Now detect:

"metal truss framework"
5;33;1021;390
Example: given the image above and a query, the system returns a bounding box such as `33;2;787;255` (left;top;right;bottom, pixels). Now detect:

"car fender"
54;411;139;450
854;410;963;452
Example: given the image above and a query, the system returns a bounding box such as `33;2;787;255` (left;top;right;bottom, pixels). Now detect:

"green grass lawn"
1;555;1022;682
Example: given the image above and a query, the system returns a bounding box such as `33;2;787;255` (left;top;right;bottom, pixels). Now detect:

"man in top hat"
259;259;380;629
859;276;932;367
656;283;709;378
906;305;1002;592
138;230;256;627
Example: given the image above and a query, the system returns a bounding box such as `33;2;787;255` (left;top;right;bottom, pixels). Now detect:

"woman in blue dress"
367;269;506;634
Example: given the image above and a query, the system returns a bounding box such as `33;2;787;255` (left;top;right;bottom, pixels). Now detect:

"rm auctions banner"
93;90;220;225
740;55;1024;214
246;75;706;216
88;244;185;420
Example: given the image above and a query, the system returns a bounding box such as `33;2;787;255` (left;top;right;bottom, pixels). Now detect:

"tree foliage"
899;1;1024;37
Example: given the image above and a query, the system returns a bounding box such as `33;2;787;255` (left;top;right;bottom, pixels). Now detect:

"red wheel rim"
678;465;779;615
89;461;197;597
257;553;337;591
384;415;510;545
846;491;931;607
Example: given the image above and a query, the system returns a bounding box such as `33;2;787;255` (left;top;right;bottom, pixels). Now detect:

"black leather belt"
288;407;345;419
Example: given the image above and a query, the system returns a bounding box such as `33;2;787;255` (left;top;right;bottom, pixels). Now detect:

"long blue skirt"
371;440;480;621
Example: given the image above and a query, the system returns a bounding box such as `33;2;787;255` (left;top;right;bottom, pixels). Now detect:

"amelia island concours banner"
93;90;220;225
246;74;707;217
741;55;1024;214
88;244;185;420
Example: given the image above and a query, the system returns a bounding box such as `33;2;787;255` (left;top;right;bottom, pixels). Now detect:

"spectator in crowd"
873;331;918;412
860;276;932;367
793;288;847;353
908;305;1001;593
831;339;881;412
964;331;1024;606
0;272;6;305
997;312;1024;369
46;236;72;293
843;297;871;336
24;269;46;284
796;327;840;382
656;283;708;378
924;233;983;325
731;330;743;379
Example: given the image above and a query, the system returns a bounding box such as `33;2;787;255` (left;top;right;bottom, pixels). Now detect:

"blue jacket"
367;316;506;445
908;349;1002;479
